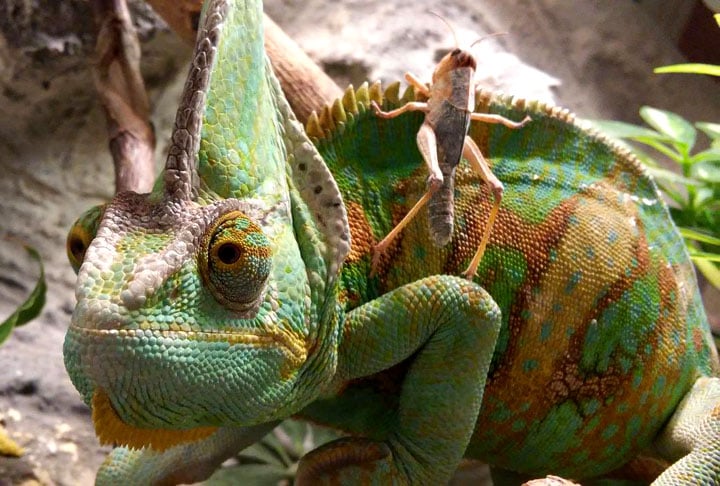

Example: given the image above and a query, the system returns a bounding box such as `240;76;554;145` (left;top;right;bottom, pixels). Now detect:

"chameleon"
63;0;720;484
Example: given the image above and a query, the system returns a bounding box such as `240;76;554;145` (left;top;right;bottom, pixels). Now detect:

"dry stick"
263;15;342;123
91;0;156;195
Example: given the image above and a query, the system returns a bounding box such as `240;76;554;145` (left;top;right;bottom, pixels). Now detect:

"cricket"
370;14;531;279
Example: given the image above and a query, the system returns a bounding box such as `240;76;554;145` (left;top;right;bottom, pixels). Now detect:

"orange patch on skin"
464;180;682;469
694;327;707;354
474;182;646;396
345;201;376;264
92;388;217;451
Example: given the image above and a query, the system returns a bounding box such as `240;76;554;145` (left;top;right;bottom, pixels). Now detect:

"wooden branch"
263;15;342;122
91;0;156;194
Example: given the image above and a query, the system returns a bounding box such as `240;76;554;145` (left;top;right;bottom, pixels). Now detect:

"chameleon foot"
296;437;398;485
653;376;720;485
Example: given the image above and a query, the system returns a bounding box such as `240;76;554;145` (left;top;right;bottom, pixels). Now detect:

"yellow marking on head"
92;388;217;451
151;325;309;380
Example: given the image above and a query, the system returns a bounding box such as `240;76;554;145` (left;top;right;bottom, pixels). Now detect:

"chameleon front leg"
652;376;720;485
95;423;278;486
296;275;502;484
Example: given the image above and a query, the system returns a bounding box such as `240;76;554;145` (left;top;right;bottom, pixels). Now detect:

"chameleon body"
64;0;720;484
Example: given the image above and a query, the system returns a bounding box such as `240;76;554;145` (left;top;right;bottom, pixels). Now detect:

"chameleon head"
63;191;313;450
62;0;348;452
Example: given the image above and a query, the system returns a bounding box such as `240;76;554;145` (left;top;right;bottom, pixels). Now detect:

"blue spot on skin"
585;246;595;259
565;271;582;294
553;302;563;313
607;230;619;244
523;359;539;372
653;376;666;397
512;419;526;432
618;356;633;373
582;399;601;415
549;248;558;262
540;322;553;342
602;424;619;440
672;329;681;346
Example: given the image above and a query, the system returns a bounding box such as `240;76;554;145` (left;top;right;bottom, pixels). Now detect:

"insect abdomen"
427;100;469;246
427;163;456;246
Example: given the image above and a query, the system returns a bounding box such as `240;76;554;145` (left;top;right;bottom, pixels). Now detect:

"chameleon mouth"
91;388;217;451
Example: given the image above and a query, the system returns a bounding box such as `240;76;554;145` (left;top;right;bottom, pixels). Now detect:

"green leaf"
693;259;720;290
585;120;666;140
696;122;720;142
237;441;288;468
645;166;699;187
639;106;696;151
0;244;46;345
690;149;720;165
632;136;683;163
654;63;720;77
205;463;289;486
688;250;720;263
679;227;720;246
694;161;720;183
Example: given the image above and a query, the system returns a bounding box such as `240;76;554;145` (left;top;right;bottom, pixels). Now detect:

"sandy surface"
0;1;718;484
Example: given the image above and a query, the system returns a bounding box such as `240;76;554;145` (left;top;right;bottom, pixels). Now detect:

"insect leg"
404;72;431;97
469;112;531;129
461;136;503;280
371;101;429;119
371;123;442;275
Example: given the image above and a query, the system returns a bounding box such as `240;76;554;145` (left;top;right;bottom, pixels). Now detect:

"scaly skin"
64;0;720;484
304;83;720;483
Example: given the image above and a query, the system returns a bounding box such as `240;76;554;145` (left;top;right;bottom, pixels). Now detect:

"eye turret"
66;204;106;273
201;211;272;312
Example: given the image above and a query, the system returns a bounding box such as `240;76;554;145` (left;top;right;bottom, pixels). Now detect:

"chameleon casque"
63;0;720;484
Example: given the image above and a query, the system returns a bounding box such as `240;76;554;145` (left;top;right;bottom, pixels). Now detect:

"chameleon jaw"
91;388;217;451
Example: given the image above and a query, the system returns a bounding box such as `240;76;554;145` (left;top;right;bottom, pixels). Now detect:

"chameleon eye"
66;228;91;274
202;211;272;312
66;204;105;274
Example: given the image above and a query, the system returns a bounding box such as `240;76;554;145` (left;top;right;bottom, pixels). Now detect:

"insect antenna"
469;32;508;48
427;10;460;49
